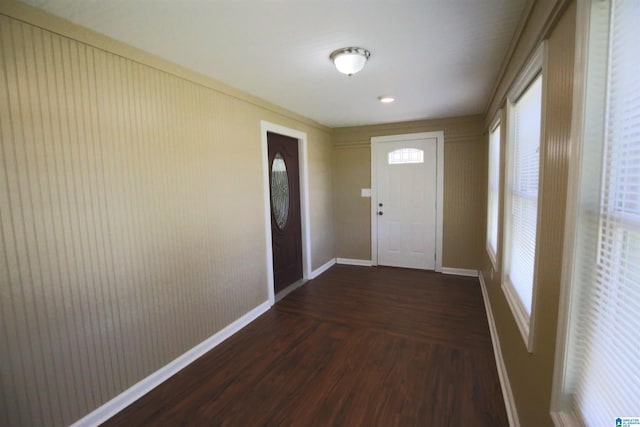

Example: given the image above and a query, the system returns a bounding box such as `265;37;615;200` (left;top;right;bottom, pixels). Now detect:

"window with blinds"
501;43;545;352
487;121;501;267
508;74;542;315
552;0;640;425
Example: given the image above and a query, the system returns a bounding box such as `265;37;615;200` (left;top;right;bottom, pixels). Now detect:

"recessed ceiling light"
378;96;395;103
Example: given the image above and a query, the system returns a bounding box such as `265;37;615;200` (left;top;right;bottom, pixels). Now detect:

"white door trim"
261;121;311;306
370;131;444;272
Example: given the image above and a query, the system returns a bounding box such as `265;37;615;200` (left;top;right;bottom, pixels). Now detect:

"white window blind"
506;75;542;316
553;0;640;425
487;123;501;265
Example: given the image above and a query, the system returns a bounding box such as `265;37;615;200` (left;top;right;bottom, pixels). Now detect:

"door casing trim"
370;131;444;272
261;121;311;306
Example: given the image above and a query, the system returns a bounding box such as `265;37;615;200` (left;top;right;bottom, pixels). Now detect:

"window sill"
550;410;582;427
486;243;498;271
501;279;534;353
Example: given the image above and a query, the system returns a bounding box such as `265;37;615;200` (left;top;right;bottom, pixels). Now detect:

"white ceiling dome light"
330;47;371;76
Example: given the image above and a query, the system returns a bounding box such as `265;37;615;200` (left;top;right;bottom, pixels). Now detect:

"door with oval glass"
268;132;303;293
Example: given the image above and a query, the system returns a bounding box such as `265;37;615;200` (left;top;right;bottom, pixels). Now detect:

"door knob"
378;211;383;216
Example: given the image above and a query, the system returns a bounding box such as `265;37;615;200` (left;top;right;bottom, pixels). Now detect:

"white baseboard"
70;300;271;427
479;272;520;427
442;267;479;277
336;258;372;266
309;258;336;279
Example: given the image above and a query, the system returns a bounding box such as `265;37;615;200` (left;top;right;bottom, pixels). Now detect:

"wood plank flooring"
102;265;508;426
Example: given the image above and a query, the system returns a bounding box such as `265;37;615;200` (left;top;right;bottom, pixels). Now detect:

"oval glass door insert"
271;153;289;229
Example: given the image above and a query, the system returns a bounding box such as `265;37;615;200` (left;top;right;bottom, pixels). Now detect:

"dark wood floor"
102;265;508;426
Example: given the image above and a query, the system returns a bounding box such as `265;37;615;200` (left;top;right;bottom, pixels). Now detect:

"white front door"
375;138;438;270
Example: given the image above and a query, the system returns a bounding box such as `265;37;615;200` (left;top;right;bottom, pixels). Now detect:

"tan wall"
0;4;334;426
333;116;486;269
480;1;575;426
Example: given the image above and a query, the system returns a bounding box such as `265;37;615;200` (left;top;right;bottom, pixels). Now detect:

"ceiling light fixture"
330;47;371;76
378;96;395;103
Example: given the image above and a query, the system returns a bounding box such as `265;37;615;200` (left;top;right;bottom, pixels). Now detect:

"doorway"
261;122;311;305
371;132;444;271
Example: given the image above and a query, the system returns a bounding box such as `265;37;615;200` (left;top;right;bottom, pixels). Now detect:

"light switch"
361;188;371;198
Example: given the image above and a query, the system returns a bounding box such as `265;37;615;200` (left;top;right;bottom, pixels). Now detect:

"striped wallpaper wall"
442;138;486;269
332;116;487;269
0;11;334;426
479;3;576;425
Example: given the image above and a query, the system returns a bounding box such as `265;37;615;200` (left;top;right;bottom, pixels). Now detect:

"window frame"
501;42;547;353
486;113;502;270
551;0;639;424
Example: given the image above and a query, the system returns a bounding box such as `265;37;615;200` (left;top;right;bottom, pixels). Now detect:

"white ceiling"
22;0;527;127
